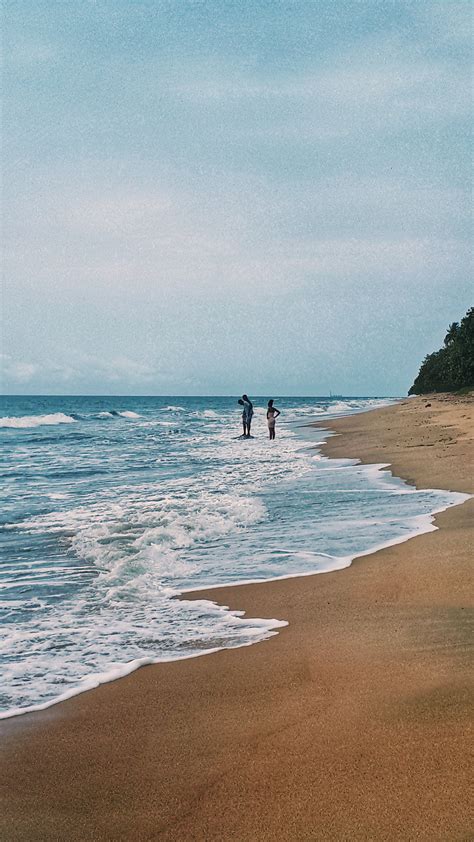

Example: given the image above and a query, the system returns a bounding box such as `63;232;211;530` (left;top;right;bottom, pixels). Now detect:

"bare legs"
242;418;251;437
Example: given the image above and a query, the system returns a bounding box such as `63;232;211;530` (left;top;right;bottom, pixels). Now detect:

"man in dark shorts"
239;394;254;437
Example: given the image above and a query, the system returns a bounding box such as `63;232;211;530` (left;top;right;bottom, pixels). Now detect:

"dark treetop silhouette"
409;308;474;395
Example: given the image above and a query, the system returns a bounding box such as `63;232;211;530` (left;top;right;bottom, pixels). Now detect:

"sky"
2;0;472;396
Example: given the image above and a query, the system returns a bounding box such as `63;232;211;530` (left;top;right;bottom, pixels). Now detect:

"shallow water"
0;395;468;717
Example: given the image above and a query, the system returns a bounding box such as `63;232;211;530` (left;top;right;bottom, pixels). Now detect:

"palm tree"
444;322;460;346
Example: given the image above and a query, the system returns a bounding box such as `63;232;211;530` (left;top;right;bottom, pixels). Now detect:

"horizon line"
1;393;400;399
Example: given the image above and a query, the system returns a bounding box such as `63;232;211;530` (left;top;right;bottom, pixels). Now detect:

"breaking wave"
0;413;77;429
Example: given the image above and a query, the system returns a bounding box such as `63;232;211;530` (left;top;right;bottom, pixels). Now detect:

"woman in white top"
266;399;280;440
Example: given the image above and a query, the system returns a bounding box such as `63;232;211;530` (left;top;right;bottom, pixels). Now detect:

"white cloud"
273;236;466;281
5;39;59;67
4;171;468;310
163;49;470;133
1;352;160;389
89;355;157;383
1;356;39;382
414;1;473;51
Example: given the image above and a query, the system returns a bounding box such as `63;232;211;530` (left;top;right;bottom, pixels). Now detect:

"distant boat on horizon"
329;391;343;399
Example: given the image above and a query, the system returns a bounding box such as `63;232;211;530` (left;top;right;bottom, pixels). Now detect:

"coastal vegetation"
409;308;474;395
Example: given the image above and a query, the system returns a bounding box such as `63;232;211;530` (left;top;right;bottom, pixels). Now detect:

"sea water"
0;395;468;718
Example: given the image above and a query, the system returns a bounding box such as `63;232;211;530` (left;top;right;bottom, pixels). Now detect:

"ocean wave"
0;413;77;429
195;409;219;418
15;489;267;577
96;410;142;419
281;398;397;420
323;398;396;415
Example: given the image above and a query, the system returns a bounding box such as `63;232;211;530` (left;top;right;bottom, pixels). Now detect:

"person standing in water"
266;399;280;440
237;399;246;436
239;394;253;437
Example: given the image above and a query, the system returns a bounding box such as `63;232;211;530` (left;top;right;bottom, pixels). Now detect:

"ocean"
0;395;468;718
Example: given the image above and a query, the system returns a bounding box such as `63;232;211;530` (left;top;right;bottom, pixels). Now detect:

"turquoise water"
0;395;467;717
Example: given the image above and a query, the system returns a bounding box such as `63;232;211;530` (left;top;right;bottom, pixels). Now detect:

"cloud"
414;1;473;52
5;38;59;67
160;45;470;140
86;355;157;383
1;353;160;391
264;236;467;282
1;355;39;383
4;170;468;311
1;355;80;386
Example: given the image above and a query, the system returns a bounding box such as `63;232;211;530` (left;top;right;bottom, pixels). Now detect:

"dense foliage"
408;308;474;395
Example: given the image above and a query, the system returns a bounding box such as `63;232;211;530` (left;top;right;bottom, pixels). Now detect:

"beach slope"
1;395;472;841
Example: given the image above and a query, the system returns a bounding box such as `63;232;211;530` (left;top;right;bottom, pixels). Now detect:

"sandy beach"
1;395;472;841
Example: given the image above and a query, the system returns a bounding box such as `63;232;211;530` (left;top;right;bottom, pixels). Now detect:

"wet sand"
1;395;472;841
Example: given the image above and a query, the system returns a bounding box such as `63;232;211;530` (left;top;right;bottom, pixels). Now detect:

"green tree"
408;307;474;394
444;322;459;346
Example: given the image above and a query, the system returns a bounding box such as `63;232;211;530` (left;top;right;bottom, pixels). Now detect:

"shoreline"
1;399;466;723
1;395;472;840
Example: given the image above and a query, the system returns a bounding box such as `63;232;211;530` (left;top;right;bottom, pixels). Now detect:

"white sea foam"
0;413;77;428
97;410;142;419
1;615;290;720
196;409;219;418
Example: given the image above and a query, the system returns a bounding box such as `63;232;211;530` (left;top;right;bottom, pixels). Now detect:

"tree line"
408;307;474;395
